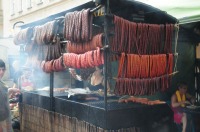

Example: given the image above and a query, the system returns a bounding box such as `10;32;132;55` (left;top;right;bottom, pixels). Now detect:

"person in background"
20;68;34;89
69;66;110;101
87;66;110;92
68;68;84;88
171;82;195;132
0;59;20;132
69;66;110;92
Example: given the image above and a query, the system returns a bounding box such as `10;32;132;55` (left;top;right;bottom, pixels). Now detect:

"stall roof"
20;0;200;27
21;0;177;28
21;1;95;28
135;0;200;24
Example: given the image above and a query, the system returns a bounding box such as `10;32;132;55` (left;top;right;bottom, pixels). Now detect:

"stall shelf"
18;0;178;131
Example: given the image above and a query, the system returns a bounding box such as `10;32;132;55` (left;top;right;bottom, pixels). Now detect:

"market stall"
13;0;186;131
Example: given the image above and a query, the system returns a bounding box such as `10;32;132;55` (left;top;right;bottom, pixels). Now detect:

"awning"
21;0;177;28
135;0;200;24
21;1;95;28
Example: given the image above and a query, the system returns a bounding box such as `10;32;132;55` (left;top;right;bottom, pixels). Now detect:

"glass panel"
19;52;50;96
54;66;114;104
20;68;51;96
53;70;70;97
20;67;34;91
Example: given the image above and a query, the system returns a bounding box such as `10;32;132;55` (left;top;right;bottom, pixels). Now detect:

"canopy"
135;0;200;24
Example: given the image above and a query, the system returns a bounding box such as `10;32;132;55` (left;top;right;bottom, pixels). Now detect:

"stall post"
103;0;110;111
50;72;54;112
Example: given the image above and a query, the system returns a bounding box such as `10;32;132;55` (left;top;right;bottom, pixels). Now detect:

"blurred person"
87;66;110;92
69;66;110;92
0;59;20;132
12;60;34;91
171;82;195;132
68;66;110;101
20;68;33;88
69;68;84;88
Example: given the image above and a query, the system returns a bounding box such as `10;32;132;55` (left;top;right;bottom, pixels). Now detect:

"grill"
87;100;146;110
22;91;174;130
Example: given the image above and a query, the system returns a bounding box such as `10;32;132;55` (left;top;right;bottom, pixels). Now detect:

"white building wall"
1;0;91;80
3;0;91;37
0;38;19;79
0;45;10;79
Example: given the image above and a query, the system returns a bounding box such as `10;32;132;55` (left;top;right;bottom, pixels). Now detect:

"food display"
14;1;179;131
186;105;200;109
118;96;166;105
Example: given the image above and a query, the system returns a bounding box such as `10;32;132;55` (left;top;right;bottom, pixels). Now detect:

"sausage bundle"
117;53;173;78
115;53;174;95
13;27;33;45
41;56;65;73
118;96;166;105
115;75;170;96
63;9;93;42
32;20;59;45
110;15;174;54
66;33;103;54
63;47;104;69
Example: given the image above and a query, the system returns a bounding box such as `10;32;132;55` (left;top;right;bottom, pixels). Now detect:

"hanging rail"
112;71;179;80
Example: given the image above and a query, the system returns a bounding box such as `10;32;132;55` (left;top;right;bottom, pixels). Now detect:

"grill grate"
87;101;148;110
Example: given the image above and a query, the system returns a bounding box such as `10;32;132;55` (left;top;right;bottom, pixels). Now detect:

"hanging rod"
112;71;179;80
110;52;180;56
92;23;102;28
60;39;109;51
55;16;65;20
90;4;102;13
60;40;69;44
174;23;179;29
59;32;115;44
54;5;103;21
101;45;109;50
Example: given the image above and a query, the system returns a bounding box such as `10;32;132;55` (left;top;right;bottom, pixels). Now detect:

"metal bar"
103;0;110;112
195;49;197;101
60;41;110;50
60;40;68;44
19;44;25;90
55;16;65;20
112;71;179;80
53;4;102;21
49;72;54;132
92;23;102;28
90;4;102;13
50;72;54;111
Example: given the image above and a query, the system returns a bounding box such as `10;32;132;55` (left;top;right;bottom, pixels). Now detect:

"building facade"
1;0;92;80
3;0;91;37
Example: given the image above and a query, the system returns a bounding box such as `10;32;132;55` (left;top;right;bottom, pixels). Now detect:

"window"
10;0;15;15
37;0;43;5
27;0;32;9
18;0;23;12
